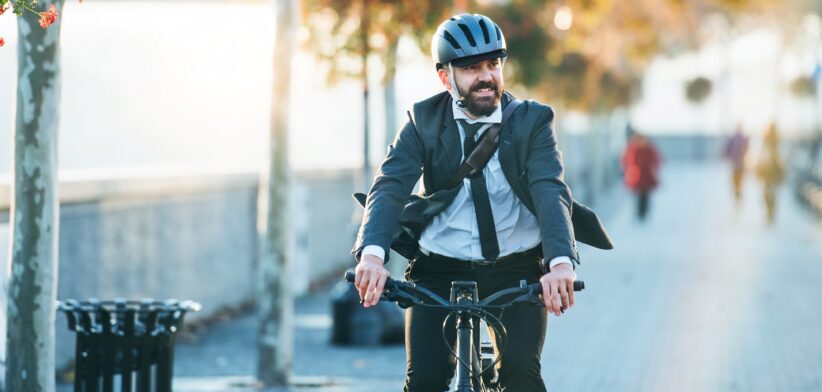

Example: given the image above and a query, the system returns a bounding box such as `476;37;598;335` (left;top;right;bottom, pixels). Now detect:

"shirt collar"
451;99;502;124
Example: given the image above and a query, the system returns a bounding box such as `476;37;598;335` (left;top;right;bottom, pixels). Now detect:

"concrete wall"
649;134;725;162
297;170;360;289
561;125;627;206
561;132;729;205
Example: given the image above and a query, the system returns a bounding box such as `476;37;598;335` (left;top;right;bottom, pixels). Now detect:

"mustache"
470;81;499;94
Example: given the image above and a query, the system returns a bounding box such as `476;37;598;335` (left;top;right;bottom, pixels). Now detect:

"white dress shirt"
364;100;572;270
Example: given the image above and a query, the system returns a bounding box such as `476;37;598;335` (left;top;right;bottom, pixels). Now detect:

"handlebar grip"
344;270;398;290
574;281;585;292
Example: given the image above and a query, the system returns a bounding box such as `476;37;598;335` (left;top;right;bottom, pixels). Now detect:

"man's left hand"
539;263;577;316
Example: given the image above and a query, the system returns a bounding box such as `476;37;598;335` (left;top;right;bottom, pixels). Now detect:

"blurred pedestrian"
755;123;784;225
622;133;662;221
723;125;750;204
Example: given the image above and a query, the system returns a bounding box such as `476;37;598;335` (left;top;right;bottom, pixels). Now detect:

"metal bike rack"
58;298;201;392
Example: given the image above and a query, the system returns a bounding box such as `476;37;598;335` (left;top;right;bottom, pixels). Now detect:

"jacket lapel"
438;105;461;185
497;94;519;187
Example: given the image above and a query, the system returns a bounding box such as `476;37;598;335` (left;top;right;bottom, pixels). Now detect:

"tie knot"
459;120;484;138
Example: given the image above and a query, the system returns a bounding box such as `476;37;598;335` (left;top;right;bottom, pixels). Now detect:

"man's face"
439;58;504;117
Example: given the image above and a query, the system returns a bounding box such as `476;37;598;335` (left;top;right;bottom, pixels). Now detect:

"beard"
463;80;502;117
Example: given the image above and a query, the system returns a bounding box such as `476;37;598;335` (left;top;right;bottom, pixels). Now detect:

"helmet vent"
457;24;477;47
479;19;490;45
443;30;462;50
494;25;502;42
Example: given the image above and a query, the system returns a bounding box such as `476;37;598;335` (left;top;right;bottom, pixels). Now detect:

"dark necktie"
459;119;500;260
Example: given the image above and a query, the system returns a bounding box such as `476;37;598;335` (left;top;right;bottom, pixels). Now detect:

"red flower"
0;38;5;47
39;5;58;29
0;3;9;16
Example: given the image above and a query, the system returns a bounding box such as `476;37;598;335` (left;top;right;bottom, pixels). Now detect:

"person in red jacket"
622;133;662;221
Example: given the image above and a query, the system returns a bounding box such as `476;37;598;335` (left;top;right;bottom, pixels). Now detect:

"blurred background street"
0;0;821;391
161;162;822;392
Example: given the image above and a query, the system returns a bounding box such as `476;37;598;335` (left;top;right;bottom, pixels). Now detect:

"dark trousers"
403;252;548;392
637;191;650;220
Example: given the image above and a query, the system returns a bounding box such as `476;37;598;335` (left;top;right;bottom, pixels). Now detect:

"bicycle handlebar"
344;269;584;388
344;271;584;309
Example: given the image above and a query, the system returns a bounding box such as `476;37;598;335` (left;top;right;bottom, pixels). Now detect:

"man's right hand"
354;254;390;308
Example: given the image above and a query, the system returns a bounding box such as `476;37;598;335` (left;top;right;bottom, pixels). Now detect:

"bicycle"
344;271;584;392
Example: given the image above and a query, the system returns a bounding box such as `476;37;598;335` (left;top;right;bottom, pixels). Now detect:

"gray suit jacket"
352;91;607;265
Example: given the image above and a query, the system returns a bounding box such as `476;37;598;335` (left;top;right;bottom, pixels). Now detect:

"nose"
478;67;493;82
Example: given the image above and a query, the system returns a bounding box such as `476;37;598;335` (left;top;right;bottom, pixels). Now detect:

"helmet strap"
447;63;467;108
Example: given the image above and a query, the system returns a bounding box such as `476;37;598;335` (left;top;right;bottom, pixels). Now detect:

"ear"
437;68;452;91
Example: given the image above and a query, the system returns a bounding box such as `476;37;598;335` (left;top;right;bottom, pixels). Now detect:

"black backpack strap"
443;99;523;189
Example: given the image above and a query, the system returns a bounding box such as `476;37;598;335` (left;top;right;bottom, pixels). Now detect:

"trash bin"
330;281;360;345
58;298;201;392
330;279;404;346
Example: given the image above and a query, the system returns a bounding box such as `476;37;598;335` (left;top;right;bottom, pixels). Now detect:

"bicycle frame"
344;271;583;392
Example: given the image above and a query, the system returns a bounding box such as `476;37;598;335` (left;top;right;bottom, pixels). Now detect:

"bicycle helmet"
432;14;507;107
432;14;507;70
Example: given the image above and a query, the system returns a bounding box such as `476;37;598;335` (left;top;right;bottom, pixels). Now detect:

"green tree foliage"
478;1;552;89
477;0;688;110
475;0;814;111
301;0;821;112
301;0;451;84
685;76;713;104
789;75;817;97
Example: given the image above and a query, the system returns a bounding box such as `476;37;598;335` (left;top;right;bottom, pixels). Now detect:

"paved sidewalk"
170;291;407;392
58;163;822;391
543;163;822;391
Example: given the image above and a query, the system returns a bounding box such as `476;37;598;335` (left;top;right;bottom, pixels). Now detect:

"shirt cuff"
548;256;574;271
362;245;386;262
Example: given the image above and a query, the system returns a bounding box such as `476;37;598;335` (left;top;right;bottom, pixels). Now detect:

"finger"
354;266;363;290
357;270;371;303
373;273;389;306
541;279;553;311
551;283;562;316
558;281;570;311
568;279;575;308
365;272;379;307
547;281;558;314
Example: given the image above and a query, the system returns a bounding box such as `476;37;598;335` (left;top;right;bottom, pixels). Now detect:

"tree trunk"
383;37;399;149
256;0;296;386
361;0;371;191
6;2;65;391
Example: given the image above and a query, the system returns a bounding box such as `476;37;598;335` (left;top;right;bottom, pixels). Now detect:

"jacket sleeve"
524;106;579;265
351;119;425;263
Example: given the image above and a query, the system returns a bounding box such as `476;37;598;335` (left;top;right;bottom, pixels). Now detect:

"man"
352;14;580;391
723;125;749;204
756;123;784;225
621;132;662;221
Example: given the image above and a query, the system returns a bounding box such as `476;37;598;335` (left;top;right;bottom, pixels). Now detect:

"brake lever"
381;286;422;309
